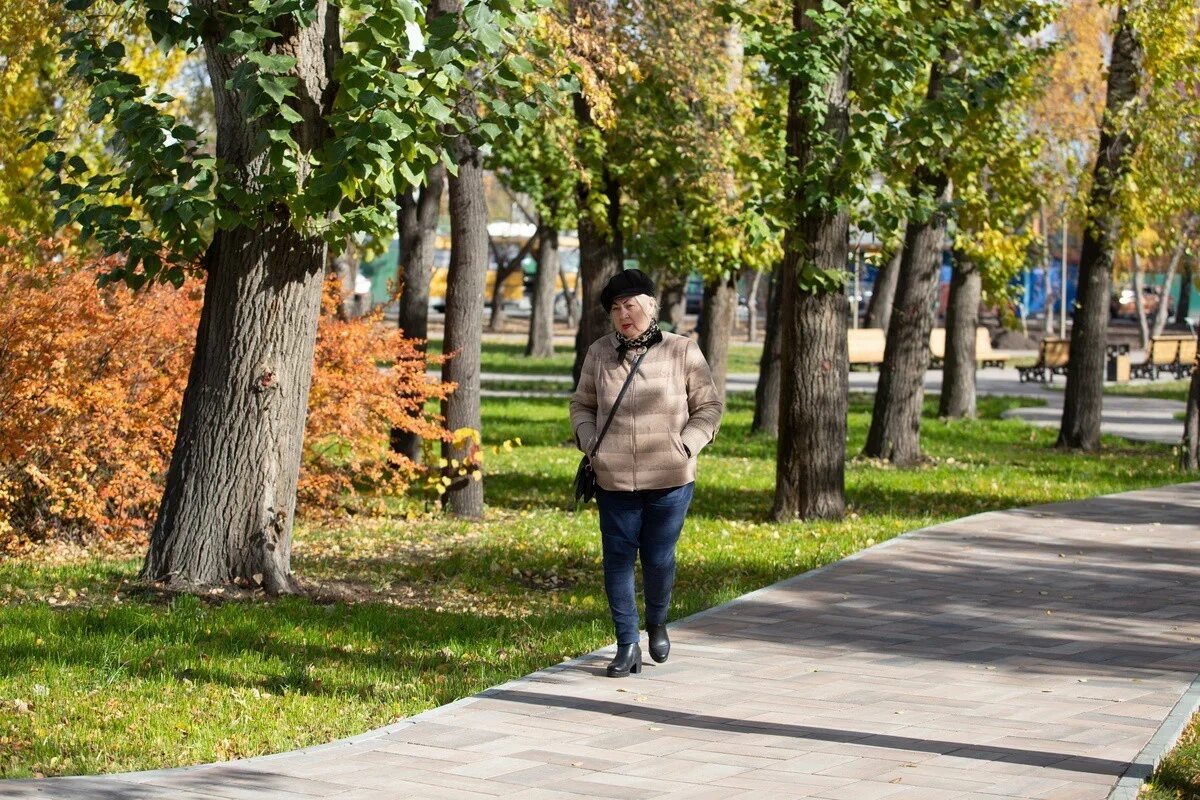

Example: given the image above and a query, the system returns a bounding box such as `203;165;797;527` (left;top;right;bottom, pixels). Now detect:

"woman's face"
610;295;651;339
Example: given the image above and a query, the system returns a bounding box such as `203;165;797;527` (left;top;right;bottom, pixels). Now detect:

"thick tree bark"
1178;260;1194;325
391;163;445;462
396;164;445;343
752;259;783;436
1059;3;1143;451
142;3;339;593
1183;330;1200;470
1132;247;1150;349
745;269;762;341
773;0;849;521
863;167;951;465
658;275;687;332
939;249;980;419
865;244;902;330
526;223;558;357
864;54;954;465
571;158;622;386
437;1;486;518
698;274;738;404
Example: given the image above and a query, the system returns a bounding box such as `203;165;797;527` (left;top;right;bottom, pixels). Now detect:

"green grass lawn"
429;337;765;376
0;392;1186;779
1105;379;1192;403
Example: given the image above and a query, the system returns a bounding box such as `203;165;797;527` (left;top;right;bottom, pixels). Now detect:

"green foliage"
1123;0;1200;259
37;0;549;287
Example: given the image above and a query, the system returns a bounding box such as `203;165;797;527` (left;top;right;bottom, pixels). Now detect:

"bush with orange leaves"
0;235;451;551
301;275;452;514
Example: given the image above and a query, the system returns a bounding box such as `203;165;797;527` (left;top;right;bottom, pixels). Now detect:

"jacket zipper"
629;349;639;490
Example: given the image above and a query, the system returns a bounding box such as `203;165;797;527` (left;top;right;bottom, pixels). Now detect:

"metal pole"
1060;208;1068;337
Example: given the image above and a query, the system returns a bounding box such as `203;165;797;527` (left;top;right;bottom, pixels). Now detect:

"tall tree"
567;0;624;384
436;0;491;519
942;93;1044;419
773;0;851;519
391;163;445;462
43;0;535;589
1058;1;1144;450
863;58;954;464
1027;0;1108;341
865;245;902;330
736;0;880;518
865;0;1053;462
751;259;783;435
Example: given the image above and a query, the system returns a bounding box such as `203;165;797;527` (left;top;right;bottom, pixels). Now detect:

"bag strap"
589;348;648;459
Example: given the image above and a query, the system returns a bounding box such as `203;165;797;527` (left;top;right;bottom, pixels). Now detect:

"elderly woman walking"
570;269;724;677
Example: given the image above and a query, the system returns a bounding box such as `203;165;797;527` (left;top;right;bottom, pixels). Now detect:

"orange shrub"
0;236;450;550
301;275;453;513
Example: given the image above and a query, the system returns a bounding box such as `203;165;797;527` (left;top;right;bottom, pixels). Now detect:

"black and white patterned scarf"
615;321;663;355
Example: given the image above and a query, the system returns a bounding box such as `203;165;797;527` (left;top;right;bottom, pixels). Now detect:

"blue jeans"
596;482;695;645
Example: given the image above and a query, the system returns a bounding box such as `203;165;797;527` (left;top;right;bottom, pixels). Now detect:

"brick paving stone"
7;483;1200;800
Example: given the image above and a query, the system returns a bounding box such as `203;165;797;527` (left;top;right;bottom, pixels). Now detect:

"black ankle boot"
606;643;642;677
647;624;670;663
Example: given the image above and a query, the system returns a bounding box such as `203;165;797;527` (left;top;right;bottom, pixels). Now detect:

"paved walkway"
6;483;1200;800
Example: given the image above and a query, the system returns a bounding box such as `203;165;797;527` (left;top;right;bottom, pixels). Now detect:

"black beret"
600;268;656;309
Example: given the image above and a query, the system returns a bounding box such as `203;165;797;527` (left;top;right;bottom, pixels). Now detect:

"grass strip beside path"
0;393;1186;779
1142;714;1200;798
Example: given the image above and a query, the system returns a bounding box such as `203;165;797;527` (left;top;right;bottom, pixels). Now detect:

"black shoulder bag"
574;350;647;505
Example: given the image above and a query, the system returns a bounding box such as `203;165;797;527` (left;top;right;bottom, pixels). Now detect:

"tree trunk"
396;164;445;343
752;259;783;436
438;0;486;518
142;3;338;593
1040;204;1055;336
487;257;507;333
1154;228;1192;337
571;159;622;385
1177;259;1194;325
698;274;738;404
1132;247;1150;349
865;244;902;330
745;269;762;341
391;163;445;463
773;0;849;521
561;258;580;329
939;249;980;419
1058;2;1143;451
659;275;687;332
1183;329;1200;470
863;165;951;465
526;223;558;357
487;234;536;333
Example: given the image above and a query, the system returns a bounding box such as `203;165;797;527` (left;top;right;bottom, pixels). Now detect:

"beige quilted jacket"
570;331;724;492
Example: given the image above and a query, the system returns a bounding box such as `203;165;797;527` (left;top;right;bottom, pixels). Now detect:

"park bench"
975;327;1010;368
1017;337;1070;383
928;327;1010;369
848;328;887;368
1133;336;1188;380
1176;336;1198;379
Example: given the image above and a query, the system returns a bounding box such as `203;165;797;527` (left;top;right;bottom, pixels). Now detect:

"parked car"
1110;285;1171;319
